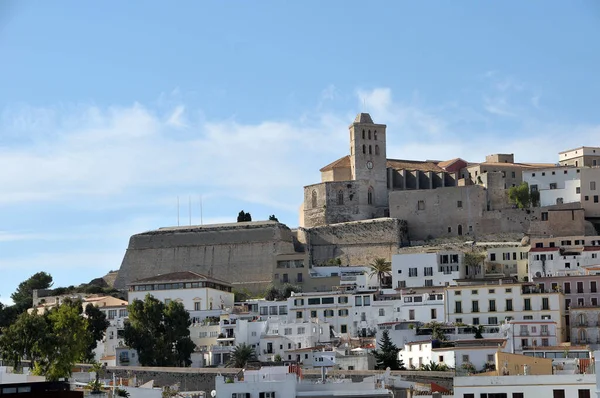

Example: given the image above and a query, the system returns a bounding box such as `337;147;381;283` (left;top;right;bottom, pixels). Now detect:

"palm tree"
420;361;449;371
226;343;257;368
368;258;392;289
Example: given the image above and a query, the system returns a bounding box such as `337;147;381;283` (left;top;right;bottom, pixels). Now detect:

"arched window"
368;130;371;139
368;187;374;205
375;145;380;155
369;145;372;154
362;145;366;154
578;328;587;343
374;130;378;140
311;190;317;208
337;190;344;205
458;225;463;236
362;129;365;139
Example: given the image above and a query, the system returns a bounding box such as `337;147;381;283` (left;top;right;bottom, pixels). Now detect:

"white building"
392;252;464;289
397;288;445;323
400;338;507;372
529;246;600;278
505;319;560;353
286;291;397;338
214;365;393;398
444;282;565;340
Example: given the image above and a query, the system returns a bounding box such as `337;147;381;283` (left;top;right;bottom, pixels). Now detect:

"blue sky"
0;1;599;302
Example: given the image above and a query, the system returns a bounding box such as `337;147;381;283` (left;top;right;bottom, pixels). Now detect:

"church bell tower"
349;113;388;209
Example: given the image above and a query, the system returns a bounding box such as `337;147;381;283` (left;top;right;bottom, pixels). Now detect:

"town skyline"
1;0;600;302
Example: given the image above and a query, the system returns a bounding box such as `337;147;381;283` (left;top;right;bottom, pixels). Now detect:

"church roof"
320;155;350;172
353;113;374;124
386;158;444;173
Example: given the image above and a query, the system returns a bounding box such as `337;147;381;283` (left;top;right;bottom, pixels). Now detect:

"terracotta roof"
584;246;600;251
319;156;350;172
529;247;560;252
130;271;231;286
387;159;443;173
437;158;465;169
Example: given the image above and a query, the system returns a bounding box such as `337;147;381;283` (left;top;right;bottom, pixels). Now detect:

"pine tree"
372;330;405;370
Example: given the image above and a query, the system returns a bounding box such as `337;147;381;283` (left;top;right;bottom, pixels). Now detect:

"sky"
0;1;599;303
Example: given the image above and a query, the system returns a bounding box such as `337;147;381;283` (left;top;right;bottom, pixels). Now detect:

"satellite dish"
211;390;217;397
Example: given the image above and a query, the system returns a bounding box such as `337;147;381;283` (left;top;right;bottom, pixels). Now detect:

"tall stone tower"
349;113;388;212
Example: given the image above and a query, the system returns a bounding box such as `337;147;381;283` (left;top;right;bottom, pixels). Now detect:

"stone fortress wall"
113;221;297;292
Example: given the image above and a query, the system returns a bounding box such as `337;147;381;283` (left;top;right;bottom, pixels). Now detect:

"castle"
113;113;600;293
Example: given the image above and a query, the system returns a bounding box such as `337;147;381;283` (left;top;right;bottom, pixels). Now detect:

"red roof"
529;247;560;252
584;246;600;251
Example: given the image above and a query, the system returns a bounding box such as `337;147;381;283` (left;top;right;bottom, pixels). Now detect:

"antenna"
200;195;204;225
177;196;180;226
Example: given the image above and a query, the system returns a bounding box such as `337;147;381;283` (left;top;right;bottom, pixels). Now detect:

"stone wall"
528;208;586;237
389;185;540;241
113;221;298;293
298;218;408;266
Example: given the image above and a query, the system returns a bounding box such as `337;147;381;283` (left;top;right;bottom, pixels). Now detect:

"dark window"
362;145;366;154
553;390;565;398
513;394;524;398
595;195;599;203
524;298;531;311
369;145;372;154
506;299;513;311
579;389;591;398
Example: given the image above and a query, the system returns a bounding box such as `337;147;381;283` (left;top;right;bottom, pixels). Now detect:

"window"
542;297;550;310
455;290;461;295
489;299;496;312
338;309;348;316
524;298;531;311
592;181;597;191
322;297;334;304
424;267;433;276
473;317;479;325
362;129;365;139
378;308;385;316
550;182;557;189
368;187;374;205
296;311;302;319
577;281;584;293
417;200;425;210
553;390;565;398
337;190;344;205
455;301;462;313
363;295;371;306
374;130;377;140
472;301;479;313
409;268;418;277
595;195;599;203
311;190;317;208
308;298;320;305
369;145;372;154
108;310;117;320
505;288;512;293
409;310;415;320
488;317;498;325
355;296;362;306
462;354;469;363
297;327;305;334
425;279;433;287
577;187;581;194
375;145;380;155
506;299;513;311
457;200;463;208
472;290;478;295
564;282;571;294
490;253;496;261
324;310;334;317
338;296;348;304
578;389;591;398
340;324;347;333
585;195;590;201
310;310;317;318
362;144;366;154
542;212;549;221
194;302;201;311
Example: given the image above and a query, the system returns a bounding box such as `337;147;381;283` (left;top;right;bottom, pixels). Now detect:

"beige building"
559;146;600;167
463;153;555;189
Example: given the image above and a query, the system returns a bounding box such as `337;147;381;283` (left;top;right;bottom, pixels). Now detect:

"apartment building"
444;282;565;340
505;320;560;352
486;245;529;282
529;247;600;278
392;252;464;289
523;166;600;217
397;287;445;323
558;146;600;167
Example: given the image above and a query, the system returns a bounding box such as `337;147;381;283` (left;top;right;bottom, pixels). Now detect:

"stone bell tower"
349;113;388;210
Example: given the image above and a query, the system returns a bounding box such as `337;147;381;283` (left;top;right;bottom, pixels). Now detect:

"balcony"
519;330;530;336
541;330;550;336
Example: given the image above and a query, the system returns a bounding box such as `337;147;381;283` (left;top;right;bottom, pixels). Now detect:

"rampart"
298;218;408;266
113;221;298;293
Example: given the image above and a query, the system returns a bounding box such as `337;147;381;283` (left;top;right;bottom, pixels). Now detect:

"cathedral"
300;113;463;228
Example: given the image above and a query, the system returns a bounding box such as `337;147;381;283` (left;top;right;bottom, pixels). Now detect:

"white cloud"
166;105;187;128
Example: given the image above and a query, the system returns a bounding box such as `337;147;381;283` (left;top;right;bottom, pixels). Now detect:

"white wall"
128;286;234;312
392;252;463;289
398;292;445;323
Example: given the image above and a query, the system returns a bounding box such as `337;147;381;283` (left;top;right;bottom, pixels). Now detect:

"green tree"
420;361;449;371
11;272;53;312
0;310;50;371
508;182;531;209
429;322;448;342
268;215;279;222
368;258;392;289
123;295;194;367
237;211;252;222
473;325;484;339
83;304;110;362
530;189;540;207
226;343;257;368
372;330;405;370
